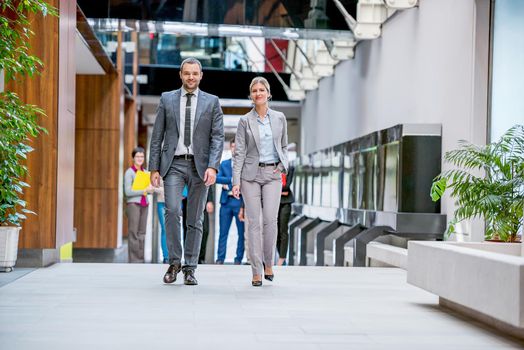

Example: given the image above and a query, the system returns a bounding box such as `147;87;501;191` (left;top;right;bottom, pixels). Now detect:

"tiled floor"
1;264;523;349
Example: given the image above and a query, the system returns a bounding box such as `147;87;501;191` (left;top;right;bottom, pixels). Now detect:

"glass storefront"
490;0;524;141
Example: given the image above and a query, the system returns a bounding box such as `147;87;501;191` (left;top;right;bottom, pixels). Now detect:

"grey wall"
300;0;490;240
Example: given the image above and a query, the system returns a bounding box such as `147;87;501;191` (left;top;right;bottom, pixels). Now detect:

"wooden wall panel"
75;77;120;130
7;0;60;249
123;98;137;170
75;74;122;248
222;107;251;115
74;189;118;248
74;129;120;189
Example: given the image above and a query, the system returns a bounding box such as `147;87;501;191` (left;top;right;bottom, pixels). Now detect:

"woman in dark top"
276;165;294;266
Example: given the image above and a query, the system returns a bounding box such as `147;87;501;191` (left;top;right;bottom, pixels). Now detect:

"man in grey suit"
149;58;224;285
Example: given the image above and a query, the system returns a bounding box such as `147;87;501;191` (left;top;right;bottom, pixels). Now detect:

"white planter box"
407;241;524;337
0;226;21;272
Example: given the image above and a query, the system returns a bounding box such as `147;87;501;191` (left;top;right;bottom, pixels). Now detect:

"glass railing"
78;0;357;31
94;30;296;74
139;34;274;71
293;124;442;214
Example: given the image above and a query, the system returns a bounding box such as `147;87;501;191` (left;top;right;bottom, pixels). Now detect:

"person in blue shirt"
215;137;245;264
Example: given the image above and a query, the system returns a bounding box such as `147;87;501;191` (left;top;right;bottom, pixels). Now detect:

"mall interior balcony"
0;0;523;348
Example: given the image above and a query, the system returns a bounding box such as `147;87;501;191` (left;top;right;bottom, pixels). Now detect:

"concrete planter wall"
0;226;21;272
407;241;524;338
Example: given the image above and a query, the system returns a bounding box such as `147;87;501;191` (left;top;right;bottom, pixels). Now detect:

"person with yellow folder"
124;147;155;263
131;169;151;192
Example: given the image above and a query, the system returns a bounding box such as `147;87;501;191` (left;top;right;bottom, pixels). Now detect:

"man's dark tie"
184;93;193;148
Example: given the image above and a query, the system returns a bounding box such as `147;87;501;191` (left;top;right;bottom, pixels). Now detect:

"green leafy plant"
431;125;524;242
0;0;57;226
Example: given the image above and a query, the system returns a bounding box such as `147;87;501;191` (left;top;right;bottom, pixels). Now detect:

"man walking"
149;57;224;285
215;137;245;264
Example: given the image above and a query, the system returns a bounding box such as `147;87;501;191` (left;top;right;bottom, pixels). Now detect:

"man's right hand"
151;171;160;187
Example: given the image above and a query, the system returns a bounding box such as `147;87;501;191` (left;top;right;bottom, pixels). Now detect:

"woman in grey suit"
232;77;289;286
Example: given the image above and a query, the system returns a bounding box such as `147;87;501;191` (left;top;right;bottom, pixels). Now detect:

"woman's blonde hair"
249;76;271;100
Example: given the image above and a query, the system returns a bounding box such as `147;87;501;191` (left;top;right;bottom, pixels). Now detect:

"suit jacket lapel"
194;92;206;131
247;110;261;153
172;89;181;134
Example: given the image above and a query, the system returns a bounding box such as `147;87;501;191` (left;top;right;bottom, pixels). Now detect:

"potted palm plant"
430;124;524;242
0;0;56;271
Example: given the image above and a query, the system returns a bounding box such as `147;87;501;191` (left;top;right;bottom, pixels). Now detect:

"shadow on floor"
0;268;35;288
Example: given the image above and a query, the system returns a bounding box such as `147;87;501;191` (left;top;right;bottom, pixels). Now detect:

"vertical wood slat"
123;98;137;237
122;31;140;238
116;31;126;248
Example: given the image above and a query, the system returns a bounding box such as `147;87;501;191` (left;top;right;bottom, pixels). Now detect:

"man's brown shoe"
163;263;181;284
183;270;198;285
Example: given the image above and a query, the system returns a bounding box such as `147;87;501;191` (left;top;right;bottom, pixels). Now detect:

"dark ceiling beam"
77;6;117;75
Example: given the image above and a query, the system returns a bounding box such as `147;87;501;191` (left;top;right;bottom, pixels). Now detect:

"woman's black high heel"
252;274;263;287
262;263;274;281
252;280;262;287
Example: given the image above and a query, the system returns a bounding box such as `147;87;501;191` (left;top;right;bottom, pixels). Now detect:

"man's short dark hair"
132;146;145;158
180;57;202;72
228;136;236;145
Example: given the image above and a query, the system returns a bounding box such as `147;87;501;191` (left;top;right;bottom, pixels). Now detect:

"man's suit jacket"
216;158;242;205
149;88;224;179
232;108;288;186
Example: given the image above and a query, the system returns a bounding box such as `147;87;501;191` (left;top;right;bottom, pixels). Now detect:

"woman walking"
232;77;289;286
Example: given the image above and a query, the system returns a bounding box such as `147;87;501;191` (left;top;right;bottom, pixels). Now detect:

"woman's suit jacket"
232;108;288;186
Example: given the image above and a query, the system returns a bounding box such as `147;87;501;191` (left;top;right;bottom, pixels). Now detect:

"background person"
201;187;215;264
124;147;155;263
216;137;245;265
276;164;294;266
154;178;168;263
182;185;214;263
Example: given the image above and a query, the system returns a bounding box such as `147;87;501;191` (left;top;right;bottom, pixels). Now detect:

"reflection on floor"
1;264;523;349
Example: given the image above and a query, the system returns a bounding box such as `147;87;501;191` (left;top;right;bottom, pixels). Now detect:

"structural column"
6;0;77;267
